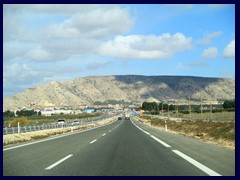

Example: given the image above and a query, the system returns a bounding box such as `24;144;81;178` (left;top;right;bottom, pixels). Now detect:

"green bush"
10;117;29;127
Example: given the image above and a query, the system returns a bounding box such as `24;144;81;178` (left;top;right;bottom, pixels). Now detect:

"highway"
3;118;235;176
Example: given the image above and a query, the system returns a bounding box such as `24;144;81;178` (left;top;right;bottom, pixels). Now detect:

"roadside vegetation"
3;112;103;127
138;99;235;149
141;100;235;122
137;115;235;149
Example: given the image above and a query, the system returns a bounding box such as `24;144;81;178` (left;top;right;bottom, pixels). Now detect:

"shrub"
10;117;29;127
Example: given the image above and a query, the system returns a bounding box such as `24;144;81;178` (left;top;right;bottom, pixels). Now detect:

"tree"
169;104;175;111
15;109;37;117
223;100;235;109
142;102;160;114
3;110;15;117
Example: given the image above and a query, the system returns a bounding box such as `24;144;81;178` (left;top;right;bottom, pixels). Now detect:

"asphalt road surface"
3;119;235;176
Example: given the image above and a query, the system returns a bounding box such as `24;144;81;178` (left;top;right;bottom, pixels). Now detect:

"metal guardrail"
3;114;118;135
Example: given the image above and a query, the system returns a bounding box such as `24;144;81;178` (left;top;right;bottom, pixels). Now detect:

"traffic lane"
45;120;207;176
3;120;123;176
43;123;122;176
132;118;235;176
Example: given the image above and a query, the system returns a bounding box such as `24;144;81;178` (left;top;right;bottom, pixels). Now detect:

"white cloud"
197;31;222;45
40;7;134;39
3;41;34;60
25;47;52;61
98;33;192;60
5;4;117;14
4;5;134;62
3;63;43;97
223;40;235;59
3;62;83;97
201;47;218;59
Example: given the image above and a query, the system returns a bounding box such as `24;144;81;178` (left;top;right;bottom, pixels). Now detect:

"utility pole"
160;100;163;116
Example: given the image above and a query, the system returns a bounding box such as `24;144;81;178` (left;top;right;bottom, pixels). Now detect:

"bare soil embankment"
136;116;235;150
3;117;115;146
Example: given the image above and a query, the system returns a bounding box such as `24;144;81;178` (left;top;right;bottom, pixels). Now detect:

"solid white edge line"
3;118;119;151
172;150;221;176
131;119;149;134
102;133;106;136
150;135;171;148
131;119;170;147
143;130;150;135
45;154;73;170
90;139;97;144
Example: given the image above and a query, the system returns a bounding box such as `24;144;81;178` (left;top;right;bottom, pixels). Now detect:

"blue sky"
3;4;235;98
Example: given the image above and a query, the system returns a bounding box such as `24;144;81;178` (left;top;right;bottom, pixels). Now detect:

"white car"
57;119;66;126
72;120;80;126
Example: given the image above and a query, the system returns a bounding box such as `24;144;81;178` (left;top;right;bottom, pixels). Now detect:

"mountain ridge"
3;75;235;111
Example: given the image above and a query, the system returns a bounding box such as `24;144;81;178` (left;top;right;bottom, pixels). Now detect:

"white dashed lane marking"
90;139;97;144
45;154;73;170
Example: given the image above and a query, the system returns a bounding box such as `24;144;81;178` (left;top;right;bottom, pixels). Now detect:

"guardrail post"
12;127;14;134
5;127;8;135
29;125;31;132
165;121;168;131
24;126;27;133
18;122;20;134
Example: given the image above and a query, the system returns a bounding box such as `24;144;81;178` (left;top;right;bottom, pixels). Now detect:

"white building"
41;108;55;116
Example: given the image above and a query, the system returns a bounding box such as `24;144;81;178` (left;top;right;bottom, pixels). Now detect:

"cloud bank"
99;33;192;60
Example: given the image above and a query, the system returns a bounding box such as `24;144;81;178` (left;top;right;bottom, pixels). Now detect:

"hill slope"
3;75;235;110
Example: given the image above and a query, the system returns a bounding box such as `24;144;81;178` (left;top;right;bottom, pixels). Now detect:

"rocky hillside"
3;75;235;110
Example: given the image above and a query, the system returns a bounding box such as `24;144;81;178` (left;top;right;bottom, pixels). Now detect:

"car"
72;120;80;126
118;117;122;120
57;119;66;126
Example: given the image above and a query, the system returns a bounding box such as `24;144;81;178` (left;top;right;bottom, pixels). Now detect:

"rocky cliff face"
3;75;235;110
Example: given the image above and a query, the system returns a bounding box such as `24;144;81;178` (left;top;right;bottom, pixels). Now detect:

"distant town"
3;98;233;118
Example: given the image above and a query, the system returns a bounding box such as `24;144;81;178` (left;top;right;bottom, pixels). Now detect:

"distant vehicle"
57;119;66;126
118;117;122;120
72;120;80;126
124;111;131;120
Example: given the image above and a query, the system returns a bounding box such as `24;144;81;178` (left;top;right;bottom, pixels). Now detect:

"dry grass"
136;115;235;150
3;117;115;146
